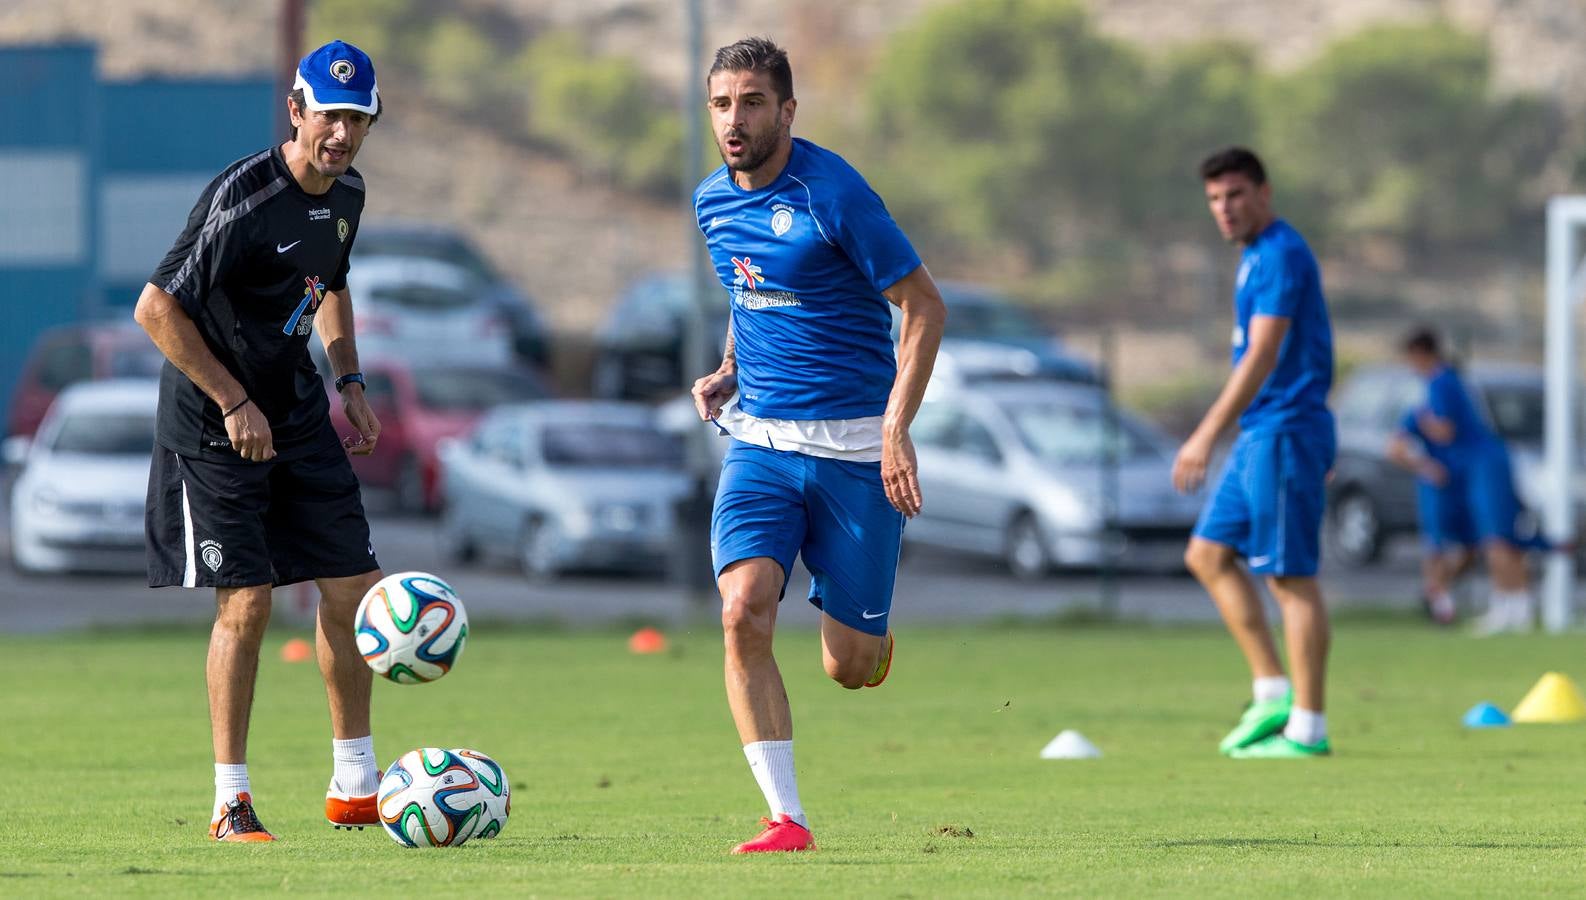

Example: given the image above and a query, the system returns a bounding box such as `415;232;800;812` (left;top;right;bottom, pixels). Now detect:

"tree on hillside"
1260;22;1557;257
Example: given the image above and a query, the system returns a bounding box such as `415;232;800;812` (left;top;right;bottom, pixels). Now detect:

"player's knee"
720;590;774;650
214;589;272;640
1184;541;1229;580
824;655;869;690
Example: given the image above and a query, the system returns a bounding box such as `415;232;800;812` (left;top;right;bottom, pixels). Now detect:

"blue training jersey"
1425;365;1499;455
693;138;921;420
1232;219;1334;433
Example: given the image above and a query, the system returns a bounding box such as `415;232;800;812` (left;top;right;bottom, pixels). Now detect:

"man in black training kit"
136;40;387;842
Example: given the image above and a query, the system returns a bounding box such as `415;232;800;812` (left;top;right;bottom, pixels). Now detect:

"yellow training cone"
1511;672;1586;723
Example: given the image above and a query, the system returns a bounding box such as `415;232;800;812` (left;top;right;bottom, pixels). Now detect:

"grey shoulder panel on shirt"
336;172;365;192
163;168;290;296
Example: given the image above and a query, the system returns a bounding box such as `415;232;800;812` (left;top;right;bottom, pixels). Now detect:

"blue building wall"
0;45;274;433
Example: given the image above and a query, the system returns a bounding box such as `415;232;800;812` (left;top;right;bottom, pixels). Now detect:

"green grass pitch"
3;619;1584;896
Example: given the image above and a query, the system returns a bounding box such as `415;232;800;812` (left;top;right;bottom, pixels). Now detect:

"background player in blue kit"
1399;328;1537;634
688;37;946;853
1388;395;1478;626
1174;148;1337;759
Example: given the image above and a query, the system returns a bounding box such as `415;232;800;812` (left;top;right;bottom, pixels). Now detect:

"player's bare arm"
1414;410;1456;445
1387;432;1447;486
1172;313;1290;493
881;264;947;517
692;321;738;421
316;286;380;455
134;282;276;462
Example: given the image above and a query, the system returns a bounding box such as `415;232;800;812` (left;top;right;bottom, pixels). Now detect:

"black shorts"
145;440;379;588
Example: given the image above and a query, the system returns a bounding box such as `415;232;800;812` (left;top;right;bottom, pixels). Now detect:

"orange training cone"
280;637;312;663
628;627;667;654
1511;672;1586;723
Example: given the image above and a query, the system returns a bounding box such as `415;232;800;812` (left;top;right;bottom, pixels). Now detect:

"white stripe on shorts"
179;454;197;588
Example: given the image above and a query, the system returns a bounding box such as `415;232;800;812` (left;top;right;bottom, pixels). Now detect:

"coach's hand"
340;384;381;456
225;399;276;462
691;368;738;422
882;427;923;517
1172;432;1214;494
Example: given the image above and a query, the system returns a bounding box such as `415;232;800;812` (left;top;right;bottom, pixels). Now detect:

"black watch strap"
335;372;365;393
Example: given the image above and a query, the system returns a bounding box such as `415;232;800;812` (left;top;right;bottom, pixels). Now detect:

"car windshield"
415;369;546;411
1006;403;1160;464
1482;384;1543;443
107;345;164;378
49;411;155;455
367;282;474;310
540;423;684;468
354;236;495;284
945;299;1043;340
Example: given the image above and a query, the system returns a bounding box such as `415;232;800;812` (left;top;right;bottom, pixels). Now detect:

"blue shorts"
1193;427;1335;577
1416;473;1478;551
1461;443;1523;546
711;440;905;636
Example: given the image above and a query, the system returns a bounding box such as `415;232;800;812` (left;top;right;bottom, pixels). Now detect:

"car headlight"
594;503;644;531
31;488;62;516
1036;483;1100;531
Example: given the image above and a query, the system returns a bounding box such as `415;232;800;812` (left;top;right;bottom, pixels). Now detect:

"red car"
9;323;165;438
326;361;549;512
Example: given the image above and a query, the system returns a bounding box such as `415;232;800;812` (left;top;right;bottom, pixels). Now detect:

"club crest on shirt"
337;218;349;243
1236;256;1255;289
770;203;794;237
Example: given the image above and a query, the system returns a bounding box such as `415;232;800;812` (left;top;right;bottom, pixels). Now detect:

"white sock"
214;763;250;813
1253;676;1291;703
332;736;380;796
743;740;807;829
1284;707;1326;745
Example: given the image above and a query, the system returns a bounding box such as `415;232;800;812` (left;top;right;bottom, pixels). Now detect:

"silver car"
907;379;1203;578
438;402;692;579
7;379;157;574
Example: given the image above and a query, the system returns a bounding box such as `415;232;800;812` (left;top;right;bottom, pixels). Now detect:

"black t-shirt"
149;146;365;462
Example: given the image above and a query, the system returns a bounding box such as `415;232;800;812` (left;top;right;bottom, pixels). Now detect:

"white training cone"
1039;729;1102;759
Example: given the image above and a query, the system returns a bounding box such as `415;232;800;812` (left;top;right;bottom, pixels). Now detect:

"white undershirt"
715;397;883;462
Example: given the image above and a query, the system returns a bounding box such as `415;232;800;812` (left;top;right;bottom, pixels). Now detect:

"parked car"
907;378;1202;578
592;274;731;401
324;360;550;513
352;221;549;367
438;402;691;579
344;256;514;368
7;379;157;574
1327;361;1586;565
895;283;1100;384
8;323;163;438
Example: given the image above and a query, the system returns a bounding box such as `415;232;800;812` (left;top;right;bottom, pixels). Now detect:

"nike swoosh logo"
1248;555;1272;567
276;240;301;253
709;217;733;230
860;610;885;620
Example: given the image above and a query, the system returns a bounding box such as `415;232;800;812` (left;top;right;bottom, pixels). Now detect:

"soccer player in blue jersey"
1174;147;1337;759
1398;328;1536;634
1388;384;1478;626
688;37;946;853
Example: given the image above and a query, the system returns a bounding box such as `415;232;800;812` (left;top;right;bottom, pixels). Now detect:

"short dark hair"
1402;327;1442;357
1199;146;1267;185
287;88;382;139
708;36;794;104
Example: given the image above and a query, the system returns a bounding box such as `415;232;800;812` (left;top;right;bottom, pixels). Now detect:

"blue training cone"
1463;702;1511;728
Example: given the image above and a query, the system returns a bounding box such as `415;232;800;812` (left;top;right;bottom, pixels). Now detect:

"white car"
7;379;158;574
345;255;513;366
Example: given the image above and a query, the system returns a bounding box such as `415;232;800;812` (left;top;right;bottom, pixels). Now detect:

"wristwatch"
335;372;365;393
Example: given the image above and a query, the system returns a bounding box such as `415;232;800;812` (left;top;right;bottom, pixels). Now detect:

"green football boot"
1226;733;1331;759
1218;691;1292;755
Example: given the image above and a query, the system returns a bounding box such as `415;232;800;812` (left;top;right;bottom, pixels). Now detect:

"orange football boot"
731;814;816;853
863;630;894;688
326;777;380;830
210;793;276;843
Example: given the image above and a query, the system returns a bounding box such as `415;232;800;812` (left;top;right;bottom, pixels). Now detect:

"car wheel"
1004;512;1050;580
439;507;477;565
518;517;559;582
394;456;428;515
1328;490;1383;566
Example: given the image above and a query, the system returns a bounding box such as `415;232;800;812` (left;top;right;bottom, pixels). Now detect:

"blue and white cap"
293;40;378;115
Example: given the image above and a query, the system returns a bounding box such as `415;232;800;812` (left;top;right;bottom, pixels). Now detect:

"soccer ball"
355;571;468;683
377;748;492;848
452;748;510;838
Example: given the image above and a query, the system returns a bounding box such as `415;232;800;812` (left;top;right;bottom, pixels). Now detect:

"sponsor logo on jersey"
770;203;794;237
730;256;800;309
200;539;224;572
283;275;327;336
731;256;765;289
309;207;332;221
337;218;349;243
